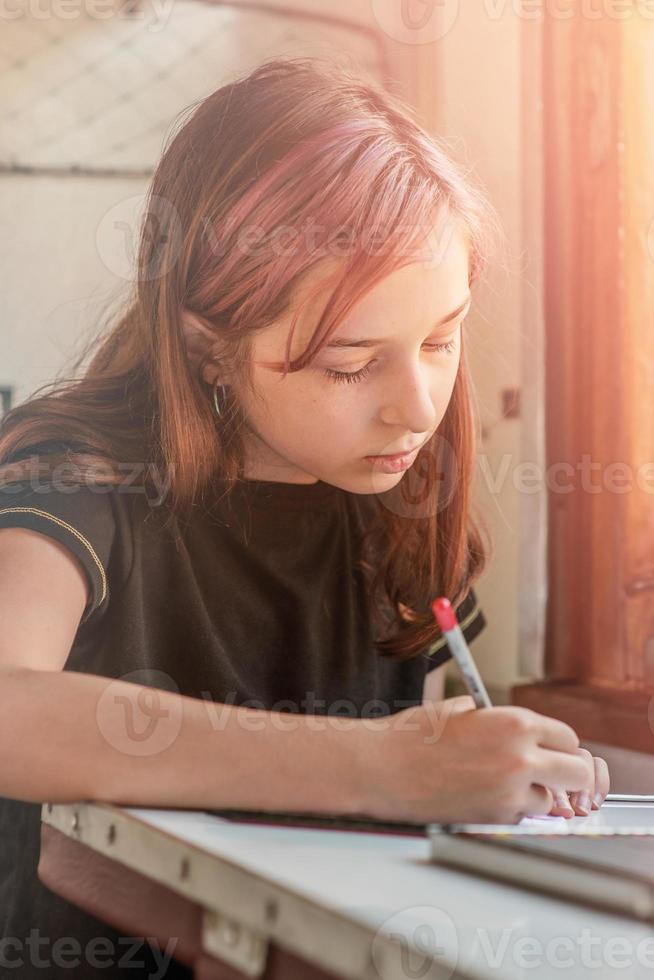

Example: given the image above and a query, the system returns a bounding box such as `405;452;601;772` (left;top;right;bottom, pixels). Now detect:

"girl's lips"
364;446;420;473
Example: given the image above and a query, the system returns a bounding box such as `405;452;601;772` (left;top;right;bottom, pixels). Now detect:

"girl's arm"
0;666;367;813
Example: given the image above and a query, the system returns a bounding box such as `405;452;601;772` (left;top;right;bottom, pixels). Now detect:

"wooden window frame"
512;5;654;752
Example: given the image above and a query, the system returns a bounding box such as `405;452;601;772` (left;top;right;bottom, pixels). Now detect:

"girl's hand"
357;698;592;825
546;747;611;818
421;700;612;820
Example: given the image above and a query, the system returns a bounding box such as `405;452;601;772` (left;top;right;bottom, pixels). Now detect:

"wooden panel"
38;823;202;969
620;14;654;686
542;2;654;689
515;6;654;737
513;681;654;754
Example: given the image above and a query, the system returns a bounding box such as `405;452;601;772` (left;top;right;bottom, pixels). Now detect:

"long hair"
0;56;500;661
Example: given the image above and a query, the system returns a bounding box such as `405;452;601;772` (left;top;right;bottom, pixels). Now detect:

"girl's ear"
180;309;229;386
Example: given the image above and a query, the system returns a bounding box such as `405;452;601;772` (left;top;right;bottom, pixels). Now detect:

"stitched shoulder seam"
0;507;107;606
425;603;481;657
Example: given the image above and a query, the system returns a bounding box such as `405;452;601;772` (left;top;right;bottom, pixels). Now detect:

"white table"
40;799;654;980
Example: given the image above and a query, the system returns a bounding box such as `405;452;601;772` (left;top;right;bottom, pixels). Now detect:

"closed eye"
422;339;458;355
323;338;459;385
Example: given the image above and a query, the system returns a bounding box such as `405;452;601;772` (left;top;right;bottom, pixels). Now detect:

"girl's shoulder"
0;468;152;627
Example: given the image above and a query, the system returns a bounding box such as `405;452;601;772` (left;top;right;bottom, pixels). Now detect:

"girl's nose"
377;364;438;434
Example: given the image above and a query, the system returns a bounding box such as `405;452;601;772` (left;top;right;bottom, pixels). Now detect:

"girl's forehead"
251;259;343;358
251;221;470;363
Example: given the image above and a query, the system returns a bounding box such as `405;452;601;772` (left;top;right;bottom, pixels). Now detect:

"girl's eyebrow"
325;294;472;349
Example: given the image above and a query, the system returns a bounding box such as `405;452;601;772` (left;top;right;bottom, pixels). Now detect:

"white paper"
519;814;569;827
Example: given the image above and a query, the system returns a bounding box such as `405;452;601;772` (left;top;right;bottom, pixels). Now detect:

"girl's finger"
568;748;595;815
590;755;610;809
548;789;574;817
524;783;554;818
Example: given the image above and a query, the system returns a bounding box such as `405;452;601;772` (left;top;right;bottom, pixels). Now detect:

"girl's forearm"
0;667;370;814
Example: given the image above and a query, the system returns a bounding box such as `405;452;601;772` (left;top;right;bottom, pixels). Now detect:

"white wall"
431;5;546;697
1;175;139;406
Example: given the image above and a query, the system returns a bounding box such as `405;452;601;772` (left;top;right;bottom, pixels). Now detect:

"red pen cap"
431;597;457;633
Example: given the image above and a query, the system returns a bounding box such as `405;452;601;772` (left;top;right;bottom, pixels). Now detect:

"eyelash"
323;339;459;385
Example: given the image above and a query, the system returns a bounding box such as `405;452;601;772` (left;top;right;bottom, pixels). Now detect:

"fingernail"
592;792;603;809
554;791;573;811
575;792;591;815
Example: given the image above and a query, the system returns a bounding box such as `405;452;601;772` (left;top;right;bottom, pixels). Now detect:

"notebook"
428;797;654;922
208;794;654;842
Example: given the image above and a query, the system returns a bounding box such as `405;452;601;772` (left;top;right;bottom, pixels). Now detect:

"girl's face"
233;221;471;493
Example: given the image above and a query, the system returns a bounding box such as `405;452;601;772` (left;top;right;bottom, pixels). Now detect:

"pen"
431;597;493;708
604;794;654;804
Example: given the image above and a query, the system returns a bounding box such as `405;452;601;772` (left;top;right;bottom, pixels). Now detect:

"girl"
0;58;608;978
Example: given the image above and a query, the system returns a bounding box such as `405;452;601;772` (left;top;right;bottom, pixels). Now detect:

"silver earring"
212;379;228;419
